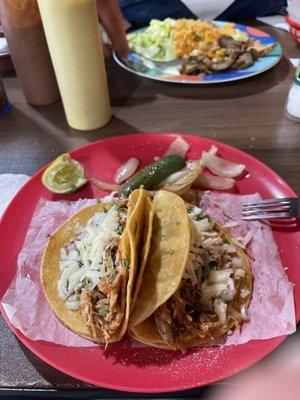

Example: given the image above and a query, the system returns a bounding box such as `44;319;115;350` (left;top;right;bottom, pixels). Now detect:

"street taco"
41;188;153;345
130;190;252;352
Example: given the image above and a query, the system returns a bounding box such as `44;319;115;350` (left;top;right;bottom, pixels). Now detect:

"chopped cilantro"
66;279;69;290
109;266;116;278
121;258;129;268
107;257;116;278
98;304;109;317
96;198;101;204
194;213;205;221
81;276;91;287
187;205;195;213
209;260;218;269
115;226;124;235
79;261;84;268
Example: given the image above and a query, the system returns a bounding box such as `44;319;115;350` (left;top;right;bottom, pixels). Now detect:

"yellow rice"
171;19;236;58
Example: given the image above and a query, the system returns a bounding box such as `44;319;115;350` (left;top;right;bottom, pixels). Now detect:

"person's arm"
96;0;129;58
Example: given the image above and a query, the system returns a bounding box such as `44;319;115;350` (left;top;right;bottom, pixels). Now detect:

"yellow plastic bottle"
37;0;111;130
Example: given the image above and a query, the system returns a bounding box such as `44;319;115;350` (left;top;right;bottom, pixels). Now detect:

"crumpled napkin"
0;174;30;218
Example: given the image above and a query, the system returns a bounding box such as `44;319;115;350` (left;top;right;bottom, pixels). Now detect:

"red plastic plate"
0;133;299;393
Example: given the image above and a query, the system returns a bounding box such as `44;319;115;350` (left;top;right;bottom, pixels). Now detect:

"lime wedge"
42;154;87;194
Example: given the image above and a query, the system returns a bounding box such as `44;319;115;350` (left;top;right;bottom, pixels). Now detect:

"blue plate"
113;21;282;84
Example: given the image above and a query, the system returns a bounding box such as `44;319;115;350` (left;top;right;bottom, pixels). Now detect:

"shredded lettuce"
128;18;176;62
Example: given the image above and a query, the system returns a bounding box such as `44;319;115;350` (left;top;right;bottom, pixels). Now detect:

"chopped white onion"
57;268;71;299
214;298;227;325
231;257;243;268
222;243;237;254
60;247;67;261
58;286;69;301
209;269;233;284
220;278;236;301
201;282;228;300
86;270;102;290
65;294;80;310
114;157;140;184
240;288;251;298
234;269;246;279
68;269;86;293
185;255;198;286
193;218;211;232
201;231;218;237
240;305;249;320
202;152;246;178
58;206;122;302
66;300;81;310
202;237;223;248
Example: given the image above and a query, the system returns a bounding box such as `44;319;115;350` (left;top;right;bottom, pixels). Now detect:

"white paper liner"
1;193;296;348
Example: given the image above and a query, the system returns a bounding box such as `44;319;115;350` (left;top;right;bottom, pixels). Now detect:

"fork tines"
241;197;299;220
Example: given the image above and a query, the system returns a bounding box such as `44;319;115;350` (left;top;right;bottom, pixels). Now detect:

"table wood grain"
0;21;299;398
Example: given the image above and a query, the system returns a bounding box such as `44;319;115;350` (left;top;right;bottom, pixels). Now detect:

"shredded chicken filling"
81;237;128;342
154;205;249;350
58;199;129;342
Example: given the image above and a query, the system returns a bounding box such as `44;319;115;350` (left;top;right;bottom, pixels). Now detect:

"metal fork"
241;197;300;220
113;51;179;74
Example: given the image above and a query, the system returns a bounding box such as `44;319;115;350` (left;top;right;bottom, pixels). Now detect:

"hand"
96;0;129;58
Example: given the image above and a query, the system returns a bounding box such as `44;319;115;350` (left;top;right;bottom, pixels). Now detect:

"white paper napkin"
0;174;30;218
256;15;289;31
0;37;9;57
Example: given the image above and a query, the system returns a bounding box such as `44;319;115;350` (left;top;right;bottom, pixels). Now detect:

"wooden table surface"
0;21;299;399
